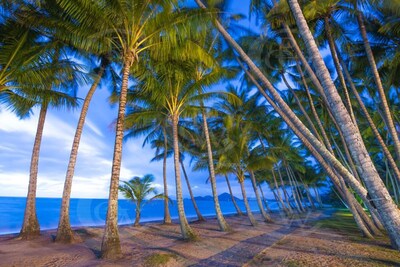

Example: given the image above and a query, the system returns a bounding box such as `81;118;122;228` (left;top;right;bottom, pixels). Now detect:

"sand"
0;210;399;266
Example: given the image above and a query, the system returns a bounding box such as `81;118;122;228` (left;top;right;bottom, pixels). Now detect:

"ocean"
0;197;278;235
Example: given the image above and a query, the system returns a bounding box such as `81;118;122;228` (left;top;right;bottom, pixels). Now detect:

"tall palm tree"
19;46;81;240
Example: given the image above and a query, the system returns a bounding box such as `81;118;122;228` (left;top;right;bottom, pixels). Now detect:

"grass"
314;210;359;234
143;253;178;267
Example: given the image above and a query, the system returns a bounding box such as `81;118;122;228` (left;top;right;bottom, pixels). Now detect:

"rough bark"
19;102;48;240
56;66;104;243
162;127;172;224
172;114;197;240
101;54;134;259
180;159;205;222
202;110;231;231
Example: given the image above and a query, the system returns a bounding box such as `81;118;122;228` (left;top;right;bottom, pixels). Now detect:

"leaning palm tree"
119;174;168;227
196;0;400;249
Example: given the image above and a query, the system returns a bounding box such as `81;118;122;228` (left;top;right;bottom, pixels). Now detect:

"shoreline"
0;209;265;238
1;209;397;267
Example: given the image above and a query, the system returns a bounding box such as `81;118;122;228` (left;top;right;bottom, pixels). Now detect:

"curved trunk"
101;54;135;259
172;114;197;240
19;102;48;240
162;127;172;224
56;66;104;243
239;179;257;226
202;110;230;231
225;175;243;216
356;11;400;162
244;62;382;236
180;159;205;222
196;0;400;248
249;171;273;222
288;0;400;248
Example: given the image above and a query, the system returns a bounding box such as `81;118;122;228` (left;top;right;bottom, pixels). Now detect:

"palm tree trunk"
172;114;197;240
272;169;291;213
162;127;172;224
238;178;257;226
336;46;400;186
225;175;243;216
245;65;382;236
324;16;356;124
277;167;292;211
134;204;141;227
19;102;48;240
258;184;271;213
202;110;230;231
101;53;135;259
282;73;321;138
313;186;323;208
304;185;316;210
56;65;105;243
196;0;400;248
249;171;273;222
180;159;205;222
356;11;400;162
288;0;400;249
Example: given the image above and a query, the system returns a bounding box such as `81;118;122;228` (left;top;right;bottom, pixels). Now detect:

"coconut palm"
119;174;169;227
54;0;213;257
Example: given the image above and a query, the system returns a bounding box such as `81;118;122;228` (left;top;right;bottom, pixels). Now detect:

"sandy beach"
0;210;398;267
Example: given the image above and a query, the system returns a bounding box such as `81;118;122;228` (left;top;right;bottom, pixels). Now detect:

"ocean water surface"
0;196;278;235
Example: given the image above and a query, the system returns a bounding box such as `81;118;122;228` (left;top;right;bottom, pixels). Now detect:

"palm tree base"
19;220;40;240
55;226;82;244
101;236;122;259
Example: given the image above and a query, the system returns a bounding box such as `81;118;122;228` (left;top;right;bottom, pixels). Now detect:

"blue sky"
0;1;275;199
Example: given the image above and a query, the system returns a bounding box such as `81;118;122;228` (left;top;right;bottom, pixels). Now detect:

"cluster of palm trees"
1;0;400;259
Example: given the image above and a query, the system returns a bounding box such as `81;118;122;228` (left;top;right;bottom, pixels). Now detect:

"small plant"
119;174;171;227
144;253;178;267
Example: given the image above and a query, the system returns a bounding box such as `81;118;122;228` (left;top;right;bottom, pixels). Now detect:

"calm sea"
0;197;278;235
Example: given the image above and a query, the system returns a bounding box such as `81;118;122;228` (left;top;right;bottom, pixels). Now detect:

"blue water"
0;197;278;235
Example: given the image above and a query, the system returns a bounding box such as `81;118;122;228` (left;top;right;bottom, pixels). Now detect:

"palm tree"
287;0;400;248
119;174;168;227
19;47;81;240
54;0;211;257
